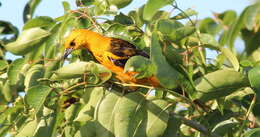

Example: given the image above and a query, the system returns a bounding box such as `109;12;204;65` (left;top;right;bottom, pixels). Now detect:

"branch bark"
171;113;221;137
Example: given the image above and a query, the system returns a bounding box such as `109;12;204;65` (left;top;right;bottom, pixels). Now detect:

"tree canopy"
1;0;260;137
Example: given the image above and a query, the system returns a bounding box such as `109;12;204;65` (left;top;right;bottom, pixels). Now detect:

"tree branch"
171;113;221;137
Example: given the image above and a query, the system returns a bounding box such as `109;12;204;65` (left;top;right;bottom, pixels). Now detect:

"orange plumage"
64;29;160;87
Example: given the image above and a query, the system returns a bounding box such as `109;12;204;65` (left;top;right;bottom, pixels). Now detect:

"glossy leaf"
23;16;55;30
4;27;50;55
199;17;220;35
248;66;260;93
23;0;42;22
114;92;147;137
172;8;198;20
146;99;170;137
51;61;111;84
143;0;173;21
124;56;155;79
151;32;179;89
107;0;133;9
243;128;260;137
0;60;8;71
193;69;248;101
24;64;44;91
25;85;52;113
7;58;26;86
0;20;18;36
221;47;240;71
216;10;237;26
114;12;134;25
95;92;122;137
200;33;220;49
75;87;105;122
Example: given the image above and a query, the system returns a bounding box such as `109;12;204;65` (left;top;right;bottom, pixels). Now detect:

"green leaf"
4;27;50;55
243;3;260;30
162;115;181;137
241;29;260;55
51;61;111;84
76;0;95;7
62;1;71;13
221;47;240;71
7;58;26;86
248;66;260;94
199;17;220;35
172;8;198;20
15;119;38;137
23;16;55;30
33;107;63;137
143;0;173;20
227;3;260;48
114;92;147;137
2;80;16;102
124;56;155;79
95;91;122;137
65;103;81;122
75;87;105;122
200;33;220;49
243;128;260;137
151;32;179;89
212;118;239;136
25;85;52;113
78;121;97;137
24;64;44;91
105;24;143;42
217;10;237;26
0;60;8;71
107;0;133;8
193;69;248;101
146;99;170;137
157;19;183;35
128;6;145;27
114;12;134;25
167;26;196;42
23;0;42;23
0;20;19;36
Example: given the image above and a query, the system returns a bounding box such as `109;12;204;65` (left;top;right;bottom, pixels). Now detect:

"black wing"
109;38;149;67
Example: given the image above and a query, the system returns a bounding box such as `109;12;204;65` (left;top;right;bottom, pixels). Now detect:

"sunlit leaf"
151;33;180;89
25;85;52;113
23;0;42;23
143;0;174;21
124;56;155;79
193;69;248;101
248;66;260;94
4;27;50;55
172;8;198;20
23;16;55;30
221;47;240;71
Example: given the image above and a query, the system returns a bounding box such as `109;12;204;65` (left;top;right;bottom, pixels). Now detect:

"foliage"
1;0;260;137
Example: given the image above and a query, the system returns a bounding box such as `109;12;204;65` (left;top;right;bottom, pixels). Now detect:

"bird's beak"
63;48;73;59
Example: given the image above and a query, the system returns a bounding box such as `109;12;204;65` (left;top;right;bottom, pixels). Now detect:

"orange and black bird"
63;29;160;87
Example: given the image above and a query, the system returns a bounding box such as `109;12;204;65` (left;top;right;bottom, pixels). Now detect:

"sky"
0;0;252;60
0;0;251;30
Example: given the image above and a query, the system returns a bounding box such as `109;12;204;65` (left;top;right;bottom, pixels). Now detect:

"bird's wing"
108;38;149;67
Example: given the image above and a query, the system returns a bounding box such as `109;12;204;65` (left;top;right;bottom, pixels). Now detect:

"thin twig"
171;112;221;137
114;82;203;115
238;94;256;137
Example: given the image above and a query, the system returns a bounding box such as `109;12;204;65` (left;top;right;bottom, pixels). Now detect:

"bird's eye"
70;41;75;47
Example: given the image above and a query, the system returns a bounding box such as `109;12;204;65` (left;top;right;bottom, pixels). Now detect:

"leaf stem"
237;94;256;137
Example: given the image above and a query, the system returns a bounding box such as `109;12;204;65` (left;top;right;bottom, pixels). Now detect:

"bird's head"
63;29;88;59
